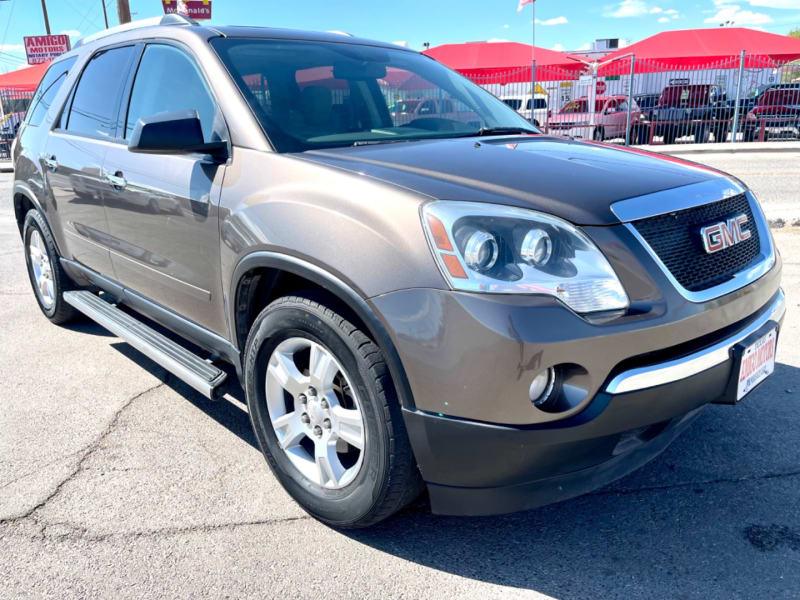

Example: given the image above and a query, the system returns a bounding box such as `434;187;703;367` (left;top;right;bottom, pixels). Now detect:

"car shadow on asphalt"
106;339;800;597
109;342;259;450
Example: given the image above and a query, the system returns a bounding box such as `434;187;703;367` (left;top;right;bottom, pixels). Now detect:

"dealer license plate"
736;328;777;401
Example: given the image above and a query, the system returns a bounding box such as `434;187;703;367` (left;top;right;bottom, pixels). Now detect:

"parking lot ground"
1;171;799;599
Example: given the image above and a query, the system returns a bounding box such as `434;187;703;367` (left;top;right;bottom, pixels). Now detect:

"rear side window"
124;44;217;141
26;57;76;127
65;46;135;138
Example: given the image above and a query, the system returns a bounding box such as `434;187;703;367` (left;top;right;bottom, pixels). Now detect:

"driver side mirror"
128;109;228;162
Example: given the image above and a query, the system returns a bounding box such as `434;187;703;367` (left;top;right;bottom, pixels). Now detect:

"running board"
63;291;227;400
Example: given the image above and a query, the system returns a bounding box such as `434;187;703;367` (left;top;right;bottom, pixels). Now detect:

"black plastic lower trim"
402;358;737;517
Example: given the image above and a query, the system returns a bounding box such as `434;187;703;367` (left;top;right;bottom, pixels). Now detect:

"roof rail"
74;14;198;48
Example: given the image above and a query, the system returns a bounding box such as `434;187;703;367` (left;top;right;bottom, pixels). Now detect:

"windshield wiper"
473;127;537;136
352;138;420;147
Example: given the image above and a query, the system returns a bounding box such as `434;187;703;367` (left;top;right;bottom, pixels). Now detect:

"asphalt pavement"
1;165;799;599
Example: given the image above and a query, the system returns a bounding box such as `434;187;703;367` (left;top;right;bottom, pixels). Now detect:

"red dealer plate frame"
716;321;779;405
736;328;777;401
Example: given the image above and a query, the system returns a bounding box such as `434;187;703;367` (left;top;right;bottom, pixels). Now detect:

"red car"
743;87;800;141
547;95;641;141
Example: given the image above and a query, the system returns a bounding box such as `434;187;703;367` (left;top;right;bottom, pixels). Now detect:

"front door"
102;43;228;336
43;45;137;278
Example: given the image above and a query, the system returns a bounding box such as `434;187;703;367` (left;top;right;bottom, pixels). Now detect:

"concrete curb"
634;141;800;156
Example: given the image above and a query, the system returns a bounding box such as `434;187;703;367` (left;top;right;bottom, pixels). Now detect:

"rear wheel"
243;294;422;528
593;126;604;141
22;209;79;324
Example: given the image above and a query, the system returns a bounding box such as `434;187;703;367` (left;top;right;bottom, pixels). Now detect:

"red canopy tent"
0;62;51;93
600;28;800;72
423;42;584;82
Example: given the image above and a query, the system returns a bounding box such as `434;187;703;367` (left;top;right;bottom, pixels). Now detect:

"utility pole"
101;0;110;28
117;0;132;25
40;0;52;35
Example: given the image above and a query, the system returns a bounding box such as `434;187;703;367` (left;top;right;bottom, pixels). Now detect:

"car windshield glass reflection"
211;38;536;151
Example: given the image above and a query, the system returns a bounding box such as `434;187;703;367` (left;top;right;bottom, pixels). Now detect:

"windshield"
659;85;709;107
560;99;604;114
211;38;536;151
759;89;800;106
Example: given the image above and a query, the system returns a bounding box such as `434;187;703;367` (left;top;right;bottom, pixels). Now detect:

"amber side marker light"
427;214;454;251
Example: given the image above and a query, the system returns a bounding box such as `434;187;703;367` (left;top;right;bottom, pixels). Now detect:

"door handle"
105;170;127;189
41;155;58;170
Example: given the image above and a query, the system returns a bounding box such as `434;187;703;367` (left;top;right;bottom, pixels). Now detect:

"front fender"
228;250;418;410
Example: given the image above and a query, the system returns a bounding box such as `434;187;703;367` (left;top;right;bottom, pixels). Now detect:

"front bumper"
401;289;785;516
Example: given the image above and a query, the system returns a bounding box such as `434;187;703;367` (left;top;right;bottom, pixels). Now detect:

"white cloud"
658;16;670;21
604;0;649;17
552;43;566;51
0;44;24;52
503;23;510;29
392;41;409;47
649;6;663;12
664;8;679;13
704;4;773;24
672;13;679;17
747;0;800;7
60;29;81;38
535;16;569;25
487;38;511;43
576;42;592;51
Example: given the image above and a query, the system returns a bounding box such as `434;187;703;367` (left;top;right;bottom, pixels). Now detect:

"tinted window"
66;46;134;138
26;57;76;127
125;45;217;140
211;38;536;152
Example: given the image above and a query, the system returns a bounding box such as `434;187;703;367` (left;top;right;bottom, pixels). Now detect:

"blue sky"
1;0;799;72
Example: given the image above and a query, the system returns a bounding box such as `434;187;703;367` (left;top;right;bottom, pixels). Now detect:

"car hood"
299;135;726;225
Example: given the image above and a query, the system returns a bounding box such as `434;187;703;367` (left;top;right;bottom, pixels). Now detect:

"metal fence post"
731;49;746;143
531;60;536;126
625;56;636;146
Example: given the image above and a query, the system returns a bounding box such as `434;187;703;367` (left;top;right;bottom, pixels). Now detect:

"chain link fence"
467;52;800;146
0;88;33;159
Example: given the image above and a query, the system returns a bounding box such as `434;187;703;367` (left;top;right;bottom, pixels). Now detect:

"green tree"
789;28;800;38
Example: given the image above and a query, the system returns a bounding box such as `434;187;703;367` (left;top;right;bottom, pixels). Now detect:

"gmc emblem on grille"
700;214;751;254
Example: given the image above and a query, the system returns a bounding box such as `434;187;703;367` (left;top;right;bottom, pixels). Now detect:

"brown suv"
13;16;783;527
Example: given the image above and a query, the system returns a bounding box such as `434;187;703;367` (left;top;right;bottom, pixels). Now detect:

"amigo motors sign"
23;35;71;65
162;0;212;20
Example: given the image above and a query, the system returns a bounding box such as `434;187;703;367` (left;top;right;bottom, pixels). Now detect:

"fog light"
529;367;556;407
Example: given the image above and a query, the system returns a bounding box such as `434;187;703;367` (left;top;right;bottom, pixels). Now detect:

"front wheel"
22;209;79;324
243;294;422;528
593;127;604;141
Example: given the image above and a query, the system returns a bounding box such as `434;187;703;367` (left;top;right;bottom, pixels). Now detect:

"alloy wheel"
28;230;55;309
265;337;366;489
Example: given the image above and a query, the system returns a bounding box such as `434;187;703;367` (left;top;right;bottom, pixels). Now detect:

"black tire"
22;208;79;324
714;125;729;143
593;126;604;141
662;127;677;145
243;294;423;528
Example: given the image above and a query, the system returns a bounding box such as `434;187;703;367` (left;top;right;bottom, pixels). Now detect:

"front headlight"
422;201;629;314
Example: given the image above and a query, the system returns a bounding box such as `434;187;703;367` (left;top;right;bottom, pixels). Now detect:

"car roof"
210;25;406;50
70;18;412;57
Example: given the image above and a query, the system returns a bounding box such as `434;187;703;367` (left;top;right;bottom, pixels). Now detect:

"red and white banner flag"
517;0;535;12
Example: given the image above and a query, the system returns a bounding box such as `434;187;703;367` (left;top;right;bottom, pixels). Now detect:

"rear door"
42;45;137;277
101;42;228;335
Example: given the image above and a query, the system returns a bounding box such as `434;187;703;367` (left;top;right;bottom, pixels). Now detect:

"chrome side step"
64;290;227;400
